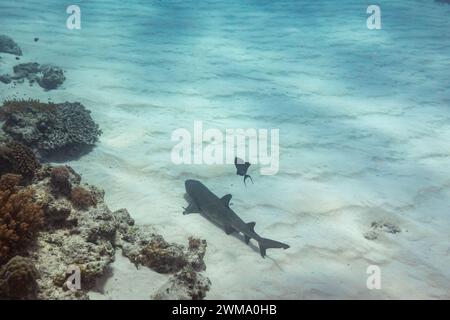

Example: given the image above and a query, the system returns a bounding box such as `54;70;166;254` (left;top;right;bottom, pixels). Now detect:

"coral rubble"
0;99;102;159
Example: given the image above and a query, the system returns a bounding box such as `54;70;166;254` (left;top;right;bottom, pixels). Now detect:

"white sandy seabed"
0;0;449;299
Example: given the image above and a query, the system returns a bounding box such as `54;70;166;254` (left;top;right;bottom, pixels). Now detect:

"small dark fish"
234;157;254;186
34;37;39;42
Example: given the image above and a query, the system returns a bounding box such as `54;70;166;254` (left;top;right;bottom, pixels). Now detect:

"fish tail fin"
258;238;290;258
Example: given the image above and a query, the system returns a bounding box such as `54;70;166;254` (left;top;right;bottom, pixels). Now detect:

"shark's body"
183;179;289;257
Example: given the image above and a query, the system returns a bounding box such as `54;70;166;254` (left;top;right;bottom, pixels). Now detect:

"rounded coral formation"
0;174;44;263
38;65;65;90
0;99;102;159
0;256;39;299
0;34;22;56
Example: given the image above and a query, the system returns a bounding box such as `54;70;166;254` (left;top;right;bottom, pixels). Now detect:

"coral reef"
0;136;209;300
0;35;22;56
0;99;102;159
0;256;39;299
0;161;210;300
0;62;65;90
0;174;44;263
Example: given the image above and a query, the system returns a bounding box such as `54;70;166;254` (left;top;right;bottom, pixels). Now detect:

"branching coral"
0;256;39;299
0;174;44;263
70;186;97;210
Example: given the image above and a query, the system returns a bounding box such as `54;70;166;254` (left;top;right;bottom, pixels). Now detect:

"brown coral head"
50;166;72;197
70;186;97;210
0;256;39;299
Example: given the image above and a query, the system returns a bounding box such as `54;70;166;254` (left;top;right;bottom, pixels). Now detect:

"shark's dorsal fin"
221;194;232;207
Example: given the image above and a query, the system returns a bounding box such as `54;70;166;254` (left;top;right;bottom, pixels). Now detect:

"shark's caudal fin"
258;238;290;258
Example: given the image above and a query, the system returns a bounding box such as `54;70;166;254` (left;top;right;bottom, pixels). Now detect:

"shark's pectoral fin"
220;194;232;207
244;235;251;244
224;225;236;235
183;201;200;215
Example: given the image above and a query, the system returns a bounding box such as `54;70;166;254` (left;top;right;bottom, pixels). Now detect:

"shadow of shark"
183;179;289;258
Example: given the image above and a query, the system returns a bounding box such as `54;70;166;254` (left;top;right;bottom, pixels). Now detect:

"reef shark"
183;179;289;257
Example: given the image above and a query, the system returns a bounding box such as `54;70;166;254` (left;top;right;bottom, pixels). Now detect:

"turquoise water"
1;0;449;299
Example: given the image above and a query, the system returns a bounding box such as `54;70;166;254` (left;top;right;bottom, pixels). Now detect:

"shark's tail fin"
258;238;290;258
